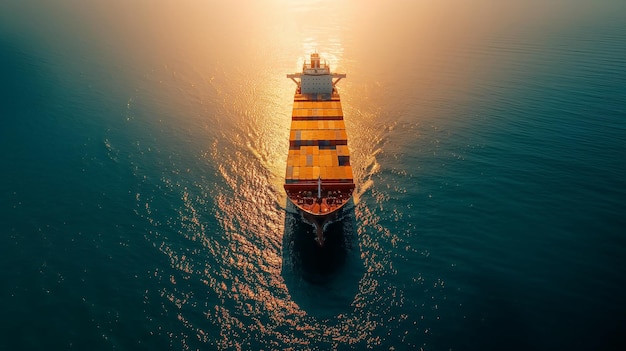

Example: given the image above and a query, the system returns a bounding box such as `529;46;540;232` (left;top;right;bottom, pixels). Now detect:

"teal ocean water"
1;1;625;350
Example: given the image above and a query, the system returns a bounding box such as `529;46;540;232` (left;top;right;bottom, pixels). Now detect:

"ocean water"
1;1;625;350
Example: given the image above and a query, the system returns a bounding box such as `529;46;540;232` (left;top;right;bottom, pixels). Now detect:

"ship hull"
291;198;347;244
304;207;337;245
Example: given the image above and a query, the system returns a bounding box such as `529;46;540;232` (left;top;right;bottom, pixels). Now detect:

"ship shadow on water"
281;201;364;318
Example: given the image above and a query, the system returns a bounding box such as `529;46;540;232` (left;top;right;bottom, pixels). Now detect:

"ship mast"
317;176;322;199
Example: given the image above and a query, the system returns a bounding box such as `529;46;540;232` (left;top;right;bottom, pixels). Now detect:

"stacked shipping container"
285;100;354;184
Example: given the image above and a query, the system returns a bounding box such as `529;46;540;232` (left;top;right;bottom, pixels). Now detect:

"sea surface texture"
1;1;625;350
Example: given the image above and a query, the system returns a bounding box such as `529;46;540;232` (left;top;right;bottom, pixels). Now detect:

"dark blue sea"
2;1;625;350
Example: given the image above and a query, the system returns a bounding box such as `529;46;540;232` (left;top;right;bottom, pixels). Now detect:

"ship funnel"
311;53;320;69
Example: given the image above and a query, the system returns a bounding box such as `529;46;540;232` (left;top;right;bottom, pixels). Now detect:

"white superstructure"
287;53;346;96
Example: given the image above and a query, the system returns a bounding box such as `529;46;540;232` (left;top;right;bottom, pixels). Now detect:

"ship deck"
284;91;355;216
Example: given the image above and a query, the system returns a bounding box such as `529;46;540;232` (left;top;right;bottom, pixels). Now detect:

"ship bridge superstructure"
287;53;346;96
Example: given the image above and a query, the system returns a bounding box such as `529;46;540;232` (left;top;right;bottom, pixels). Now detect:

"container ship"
285;53;355;245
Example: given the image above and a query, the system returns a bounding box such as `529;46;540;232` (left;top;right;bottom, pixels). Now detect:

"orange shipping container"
344;166;353;179
328;167;337;180
304;167;313;180
336;145;349;156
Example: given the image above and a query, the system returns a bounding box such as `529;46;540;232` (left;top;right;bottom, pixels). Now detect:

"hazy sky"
1;0;623;114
